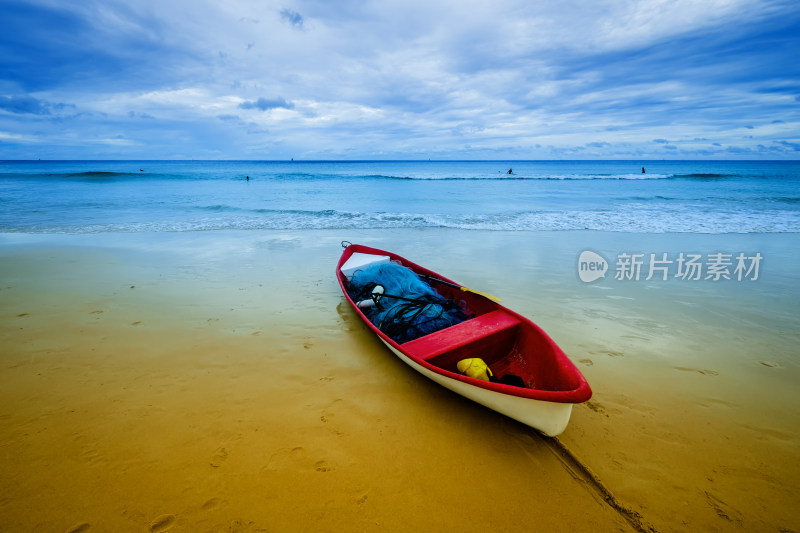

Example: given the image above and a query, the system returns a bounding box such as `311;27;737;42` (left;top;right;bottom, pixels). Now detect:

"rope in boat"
347;259;469;344
349;280;467;343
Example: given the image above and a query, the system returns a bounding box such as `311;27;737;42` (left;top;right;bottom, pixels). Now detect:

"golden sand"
1;230;799;532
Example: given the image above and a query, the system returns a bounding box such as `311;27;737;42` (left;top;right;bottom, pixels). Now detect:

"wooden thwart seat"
401;309;520;361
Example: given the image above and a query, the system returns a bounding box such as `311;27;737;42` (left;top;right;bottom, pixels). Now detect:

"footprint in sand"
320;401;342;426
578;358;594;366
590;349;624;357
210;447;228;468
585;400;608;416
149;514;176;532
201;498;224;511
264;447;335;474
265;446;306;472
674;366;719;376
65;523;91;533
315;460;332;472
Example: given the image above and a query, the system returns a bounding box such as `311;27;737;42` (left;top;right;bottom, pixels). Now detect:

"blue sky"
0;0;798;160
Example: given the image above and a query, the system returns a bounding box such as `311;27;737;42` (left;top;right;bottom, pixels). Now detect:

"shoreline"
2;229;799;531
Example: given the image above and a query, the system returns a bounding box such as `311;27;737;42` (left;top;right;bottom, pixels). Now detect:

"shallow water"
2;156;799;531
1;229;798;531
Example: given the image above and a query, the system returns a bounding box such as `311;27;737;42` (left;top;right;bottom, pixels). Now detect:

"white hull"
383;340;573;437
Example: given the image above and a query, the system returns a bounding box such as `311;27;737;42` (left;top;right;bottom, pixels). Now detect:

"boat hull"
382;339;574;436
337;243;591;437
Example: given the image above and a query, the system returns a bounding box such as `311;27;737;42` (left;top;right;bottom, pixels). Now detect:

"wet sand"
1;230;798;532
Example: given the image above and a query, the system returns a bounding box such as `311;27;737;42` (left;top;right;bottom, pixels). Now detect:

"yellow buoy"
456;358;493;381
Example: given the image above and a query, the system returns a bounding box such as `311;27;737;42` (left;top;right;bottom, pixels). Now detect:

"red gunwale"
336;243;592;404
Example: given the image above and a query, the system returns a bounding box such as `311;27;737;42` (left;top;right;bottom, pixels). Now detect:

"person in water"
508;168;513;174
642;167;646;174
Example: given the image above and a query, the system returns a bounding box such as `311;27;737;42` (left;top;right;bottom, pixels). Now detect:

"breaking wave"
6;207;799;234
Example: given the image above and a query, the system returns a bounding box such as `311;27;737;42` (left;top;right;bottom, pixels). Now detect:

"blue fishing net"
347;262;468;343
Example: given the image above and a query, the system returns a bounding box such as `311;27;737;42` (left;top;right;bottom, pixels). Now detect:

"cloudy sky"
1;0;798;159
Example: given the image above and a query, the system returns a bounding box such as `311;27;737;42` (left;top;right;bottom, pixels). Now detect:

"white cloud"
1;0;797;158
0;131;39;143
593;0;753;48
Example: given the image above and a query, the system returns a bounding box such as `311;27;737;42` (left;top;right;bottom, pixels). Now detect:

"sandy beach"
1;229;799;532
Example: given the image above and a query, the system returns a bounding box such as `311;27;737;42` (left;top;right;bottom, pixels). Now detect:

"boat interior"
340;250;583;393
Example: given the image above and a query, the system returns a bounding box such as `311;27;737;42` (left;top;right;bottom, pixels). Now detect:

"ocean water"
1;160;799;234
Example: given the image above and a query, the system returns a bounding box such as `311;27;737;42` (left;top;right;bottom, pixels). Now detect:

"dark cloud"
128;111;155;119
238;97;294;111
0;1;194;93
725;145;753;154
0;95;72;115
775;140;800;151
280;9;303;28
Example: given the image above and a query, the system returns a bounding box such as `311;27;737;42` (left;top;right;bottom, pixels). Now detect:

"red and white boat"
336;243;592;437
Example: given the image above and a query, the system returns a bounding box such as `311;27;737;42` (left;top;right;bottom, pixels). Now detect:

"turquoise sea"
1;160;799;234
2;160;800;532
